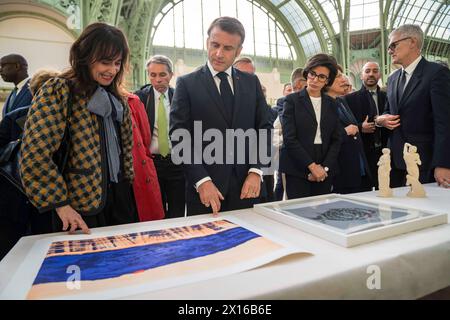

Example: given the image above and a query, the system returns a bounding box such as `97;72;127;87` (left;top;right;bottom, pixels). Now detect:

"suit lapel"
145;86;156;133
391;70;401;114
302;90;318;124
200;65;230;126
399;59;424;108
231;68;241;127
7;79;29;112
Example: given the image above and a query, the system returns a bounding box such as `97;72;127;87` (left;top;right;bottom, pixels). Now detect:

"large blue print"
33;226;260;285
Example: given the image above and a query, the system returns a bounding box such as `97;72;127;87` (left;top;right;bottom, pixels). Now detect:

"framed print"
254;194;448;247
0;216;307;300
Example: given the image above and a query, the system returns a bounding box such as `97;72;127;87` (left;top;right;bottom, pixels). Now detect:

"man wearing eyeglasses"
376;24;450;189
0;54;32;118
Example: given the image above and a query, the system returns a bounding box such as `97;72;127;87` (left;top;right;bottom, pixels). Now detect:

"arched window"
151;0;297;60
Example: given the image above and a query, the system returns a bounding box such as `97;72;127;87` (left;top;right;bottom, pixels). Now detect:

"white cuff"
195;176;212;191
248;168;264;181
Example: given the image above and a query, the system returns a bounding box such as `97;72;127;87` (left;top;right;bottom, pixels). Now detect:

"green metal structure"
1;0;448;89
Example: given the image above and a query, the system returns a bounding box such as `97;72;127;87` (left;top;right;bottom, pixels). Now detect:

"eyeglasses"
307;70;328;83
387;37;411;51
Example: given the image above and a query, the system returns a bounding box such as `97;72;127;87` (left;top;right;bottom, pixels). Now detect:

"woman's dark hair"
61;22;129;98
303;53;338;91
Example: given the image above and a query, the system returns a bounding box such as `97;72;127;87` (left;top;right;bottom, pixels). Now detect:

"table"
1;183;449;299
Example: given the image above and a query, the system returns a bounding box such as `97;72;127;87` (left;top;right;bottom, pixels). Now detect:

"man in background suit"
233;56;276;203
345;61;388;189
170;17;272;215
376;24;450;188
135;55;185;218
0;54;32;117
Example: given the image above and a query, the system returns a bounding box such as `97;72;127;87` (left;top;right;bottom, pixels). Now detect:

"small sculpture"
377;148;393;197
403;143;426;198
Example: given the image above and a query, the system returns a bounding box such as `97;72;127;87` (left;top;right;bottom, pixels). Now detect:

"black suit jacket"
384;57;450;175
169;64;272;203
333;97;371;189
2;79;32;117
279;88;342;178
345;85;389;151
135;85;174;134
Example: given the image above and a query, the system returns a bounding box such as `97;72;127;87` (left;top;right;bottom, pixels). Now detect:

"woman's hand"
308;163;328;182
56;205;91;234
345;124;359;136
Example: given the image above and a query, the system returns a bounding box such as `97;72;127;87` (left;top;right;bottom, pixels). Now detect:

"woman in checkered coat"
20;23;138;234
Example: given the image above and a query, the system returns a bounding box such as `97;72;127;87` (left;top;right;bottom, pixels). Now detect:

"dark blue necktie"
6;86;18;114
217;72;234;123
397;70;406;102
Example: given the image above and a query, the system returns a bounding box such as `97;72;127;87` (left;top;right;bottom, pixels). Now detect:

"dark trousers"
187;170;260;216
285;174;332;199
333;175;373;194
52;179;139;231
285;144;333;199
153;155;186;219
0;179;53;260
0;210;52;261
260;175;274;203
274;171;284;201
365;145;383;189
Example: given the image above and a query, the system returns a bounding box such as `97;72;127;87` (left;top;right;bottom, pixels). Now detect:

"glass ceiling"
151;0;449;62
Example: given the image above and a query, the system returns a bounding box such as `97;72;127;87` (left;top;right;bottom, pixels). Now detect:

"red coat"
128;94;164;221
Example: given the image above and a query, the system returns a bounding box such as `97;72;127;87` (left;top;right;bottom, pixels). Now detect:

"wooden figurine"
403;143;426;198
377;148;393;197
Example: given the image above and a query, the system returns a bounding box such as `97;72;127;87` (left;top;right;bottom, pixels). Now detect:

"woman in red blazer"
127;93;165;221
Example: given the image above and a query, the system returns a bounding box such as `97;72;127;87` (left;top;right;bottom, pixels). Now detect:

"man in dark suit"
345;61;388;189
135;55;185;218
0;54;32;117
233;56;275;203
376;24;450;188
170;17;272;215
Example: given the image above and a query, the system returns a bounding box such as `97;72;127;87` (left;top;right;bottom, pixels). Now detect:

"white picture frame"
253;194;448;247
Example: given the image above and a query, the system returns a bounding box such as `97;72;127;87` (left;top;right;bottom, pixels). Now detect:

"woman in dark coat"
279;54;342;199
326;69;372;194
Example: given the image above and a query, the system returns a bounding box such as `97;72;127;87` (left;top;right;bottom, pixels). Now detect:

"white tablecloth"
1;183;449;299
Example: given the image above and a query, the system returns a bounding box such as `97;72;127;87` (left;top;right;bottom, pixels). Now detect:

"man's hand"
198;180;225;215
362;115;376;133
56;205;90;234
308;163;328;182
240;172;262;199
345;124;359;136
434;167;450;188
376;114;401;130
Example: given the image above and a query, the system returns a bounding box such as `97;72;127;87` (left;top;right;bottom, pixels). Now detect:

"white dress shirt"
402;55;422;89
310;96;322;144
195;62;263;190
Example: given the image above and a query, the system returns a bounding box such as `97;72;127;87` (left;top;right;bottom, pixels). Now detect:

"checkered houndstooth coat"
19;77;134;215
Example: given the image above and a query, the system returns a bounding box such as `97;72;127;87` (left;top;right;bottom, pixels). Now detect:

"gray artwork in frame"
254;194;447;247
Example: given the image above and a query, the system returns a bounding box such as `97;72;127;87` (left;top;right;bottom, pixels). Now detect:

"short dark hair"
303;53;338;91
146;55;173;73
207;17;245;46
283;82;292;90
290;67;304;85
